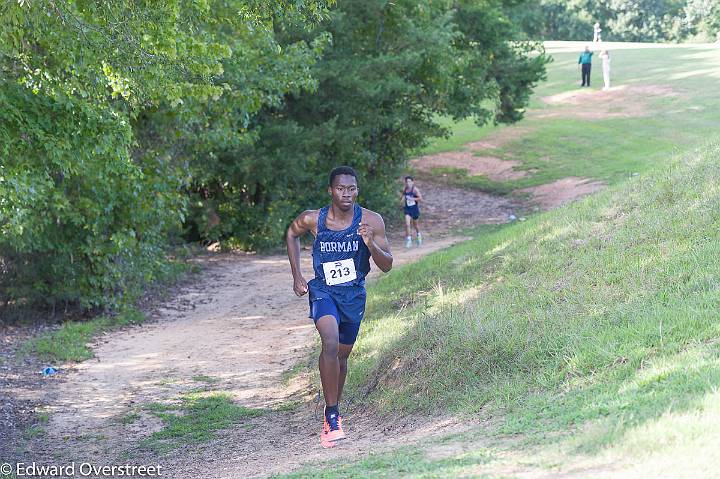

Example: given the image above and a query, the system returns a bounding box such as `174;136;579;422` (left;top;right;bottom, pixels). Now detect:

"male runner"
286;166;393;447
400;176;423;247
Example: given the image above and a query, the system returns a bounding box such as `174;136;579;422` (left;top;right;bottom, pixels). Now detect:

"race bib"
322;258;357;286
405;194;416;207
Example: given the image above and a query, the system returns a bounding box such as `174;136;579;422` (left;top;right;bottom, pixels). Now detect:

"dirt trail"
6;184;518;478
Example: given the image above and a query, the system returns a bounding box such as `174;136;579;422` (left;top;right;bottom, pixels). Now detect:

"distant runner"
286;166;393;448
400;176;423;248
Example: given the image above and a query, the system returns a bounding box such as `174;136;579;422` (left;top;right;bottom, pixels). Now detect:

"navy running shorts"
308;283;366;345
404;205;420;220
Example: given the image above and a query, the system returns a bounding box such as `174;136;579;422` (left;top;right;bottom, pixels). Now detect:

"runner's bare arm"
358;211;393;273
413;187;423;203
286;210;317;296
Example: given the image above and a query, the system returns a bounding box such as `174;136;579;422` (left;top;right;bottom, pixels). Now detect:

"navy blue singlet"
404;187;418;207
309;203;371;289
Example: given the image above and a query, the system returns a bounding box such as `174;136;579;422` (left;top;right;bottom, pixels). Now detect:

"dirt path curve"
13;183;519;478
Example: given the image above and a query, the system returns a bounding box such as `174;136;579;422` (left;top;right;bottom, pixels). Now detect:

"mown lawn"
420;44;720;194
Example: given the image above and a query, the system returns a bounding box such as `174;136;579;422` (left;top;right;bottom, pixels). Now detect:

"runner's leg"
317;313;346;444
315;315;340;408
337;343;354;403
413;213;422;245
405;214;413;247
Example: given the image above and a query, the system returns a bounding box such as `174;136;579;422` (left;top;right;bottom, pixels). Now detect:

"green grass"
22;424;46;440
119;411;141;425
21;308;146;363
272;400;303;412
274;445;496;479
28;413;51;441
303;140;720;476
191;374;221;384
139;392;265;453
418;44;720;194
280;361;306;386
359;141;720;415
427;166;516;196
421;116;497;156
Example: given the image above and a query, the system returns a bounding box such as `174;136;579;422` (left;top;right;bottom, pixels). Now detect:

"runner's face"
328;175;358;211
405;179;414;189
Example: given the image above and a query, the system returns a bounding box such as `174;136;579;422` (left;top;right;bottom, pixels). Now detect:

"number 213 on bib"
322;259;357;286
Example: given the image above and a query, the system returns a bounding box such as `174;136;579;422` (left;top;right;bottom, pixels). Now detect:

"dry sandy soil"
537;84;681;120
518;177;606;210
410;127;531;182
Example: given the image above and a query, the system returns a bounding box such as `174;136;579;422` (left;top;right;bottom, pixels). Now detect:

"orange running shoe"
322;413;344;434
322;409;346;443
320;433;337;448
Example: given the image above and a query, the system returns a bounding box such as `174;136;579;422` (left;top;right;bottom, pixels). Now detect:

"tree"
604;0;688;42
191;0;549;248
512;0;704;42
0;0;332;312
683;0;720;40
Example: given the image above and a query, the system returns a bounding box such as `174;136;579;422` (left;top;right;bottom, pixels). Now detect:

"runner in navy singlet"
399;176;423;248
286;166;393;448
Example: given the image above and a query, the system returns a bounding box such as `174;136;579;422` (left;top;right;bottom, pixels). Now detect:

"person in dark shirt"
286;166;393;448
578;45;593;87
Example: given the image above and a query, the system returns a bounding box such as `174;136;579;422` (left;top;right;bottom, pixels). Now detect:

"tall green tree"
191;0;549;248
683;0;720;40
513;0;706;42
0;0;331;312
605;0;688;41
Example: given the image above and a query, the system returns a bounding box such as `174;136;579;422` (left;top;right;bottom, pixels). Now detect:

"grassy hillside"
279;140;720;479
279;44;720;478
357;139;719;424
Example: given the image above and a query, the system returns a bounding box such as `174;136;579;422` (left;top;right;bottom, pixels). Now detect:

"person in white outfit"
600;50;611;90
593;22;602;42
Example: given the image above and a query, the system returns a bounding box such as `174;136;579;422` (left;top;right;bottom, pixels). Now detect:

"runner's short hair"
329;166;358;187
405;176;413;181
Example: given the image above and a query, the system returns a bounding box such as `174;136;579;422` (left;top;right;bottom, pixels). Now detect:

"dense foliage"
0;0;546;312
195;0;549;248
513;0;720;42
0;0;332;312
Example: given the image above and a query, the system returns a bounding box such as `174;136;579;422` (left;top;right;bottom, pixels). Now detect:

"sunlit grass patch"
419;46;720;195
140;392;264;453
272;443;496;479
191;375;221;384
22;308;145;363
